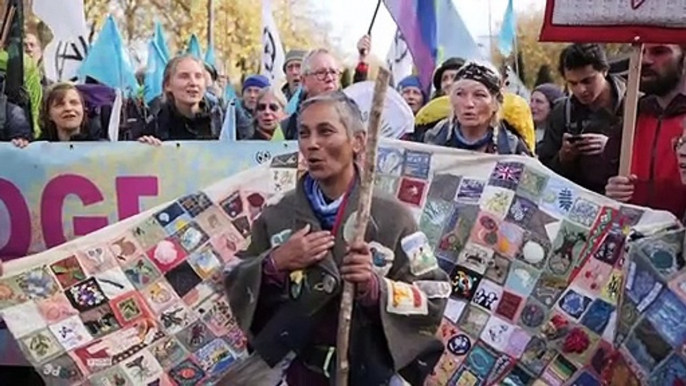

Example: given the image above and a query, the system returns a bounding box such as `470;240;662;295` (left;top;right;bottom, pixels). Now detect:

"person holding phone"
539;43;626;194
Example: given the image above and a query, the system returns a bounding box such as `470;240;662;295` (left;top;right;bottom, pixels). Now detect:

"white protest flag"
107;89;122;142
386;29;413;87
33;0;89;81
261;0;286;83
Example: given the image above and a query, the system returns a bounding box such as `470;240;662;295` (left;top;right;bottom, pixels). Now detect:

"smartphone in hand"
566;134;584;144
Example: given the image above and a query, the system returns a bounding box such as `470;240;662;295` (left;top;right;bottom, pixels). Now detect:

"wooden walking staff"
335;67;390;385
618;42;643;176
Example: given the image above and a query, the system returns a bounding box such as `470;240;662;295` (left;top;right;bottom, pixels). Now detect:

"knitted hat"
242;75;270;93
533;83;565;107
283;49;307;72
432;57;466;91
398;75;428;103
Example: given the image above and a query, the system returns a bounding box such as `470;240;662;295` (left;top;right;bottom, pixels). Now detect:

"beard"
640;55;684;96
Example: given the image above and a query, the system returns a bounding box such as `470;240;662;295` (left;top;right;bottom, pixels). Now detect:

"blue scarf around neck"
303;174;345;230
449;121;493;150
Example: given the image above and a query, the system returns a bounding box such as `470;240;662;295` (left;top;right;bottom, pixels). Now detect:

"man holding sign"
606;44;686;219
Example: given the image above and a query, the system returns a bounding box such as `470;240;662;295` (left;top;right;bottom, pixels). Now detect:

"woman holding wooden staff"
224;90;449;385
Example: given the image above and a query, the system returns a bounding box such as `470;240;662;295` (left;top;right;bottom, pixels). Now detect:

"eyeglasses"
257;103;280;112
307;68;342;81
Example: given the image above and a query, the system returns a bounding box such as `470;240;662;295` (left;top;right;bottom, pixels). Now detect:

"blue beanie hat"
242;75;270;93
398;75;427;103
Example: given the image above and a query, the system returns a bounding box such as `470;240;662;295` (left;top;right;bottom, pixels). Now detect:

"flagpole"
207;0;215;48
512;0;519;76
487;0;493;60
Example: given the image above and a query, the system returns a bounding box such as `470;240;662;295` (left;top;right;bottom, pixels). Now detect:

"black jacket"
146;98;223;140
0;97;32;141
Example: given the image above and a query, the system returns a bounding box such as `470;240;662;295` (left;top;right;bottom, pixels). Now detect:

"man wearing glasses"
282;48;342;139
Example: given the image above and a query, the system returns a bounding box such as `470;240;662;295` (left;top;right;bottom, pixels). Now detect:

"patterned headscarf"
454;61;503;102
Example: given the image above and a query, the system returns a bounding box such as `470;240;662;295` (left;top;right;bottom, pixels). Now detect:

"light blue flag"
498;0;516;57
154;22;170;62
285;86;302;115
77;16;138;95
205;46;216;67
436;0;481;63
224;84;238;103
144;40;167;104
219;99;237;142
187;34;203;59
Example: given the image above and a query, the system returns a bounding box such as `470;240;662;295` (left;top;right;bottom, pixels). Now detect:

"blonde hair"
256;87;287;109
162;54;206;102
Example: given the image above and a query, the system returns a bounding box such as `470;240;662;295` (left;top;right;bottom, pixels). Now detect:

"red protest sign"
540;0;686;43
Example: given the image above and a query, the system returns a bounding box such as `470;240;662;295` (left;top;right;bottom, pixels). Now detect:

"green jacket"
0;51;43;137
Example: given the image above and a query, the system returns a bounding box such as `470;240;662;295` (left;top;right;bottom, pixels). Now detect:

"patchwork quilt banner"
0;141;297;260
0;139;681;385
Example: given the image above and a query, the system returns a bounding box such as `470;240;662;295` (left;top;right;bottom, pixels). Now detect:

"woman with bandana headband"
424;61;532;155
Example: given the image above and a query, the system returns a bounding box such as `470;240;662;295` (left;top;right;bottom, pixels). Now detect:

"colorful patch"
270;152;299;168
165;261;203;298
456;178;486;203
182;281;217;310
14;266;60;300
436;205;479;263
531;274;567;308
195;206;233;236
88;367;133;386
480;186;515;219
427;174;462;202
502;365;535;386
195;339;236;376
108;233;145;264
209;230;247;263
457;242;495;275
484;254;511;285
504;261;540;297
540;178;577;217
444;298;468;323
480;316;515;352
94;267;136;299
568;198;601;228
179;192;213;217
517;166;549;199
650;353;686;386
449;265;482;301
385;279;428;315
575;259;613;295
402;150;432;179
465;343;497;378
131;217;167;251
447;333;473;356
580;299;615;335
547;354;579;382
401;231;438;276
516;232;551;270
270;168;297;193
146;238;187;273
231;216;252;238
640;237;684;277
48;315;93;350
496;291;523;321
77;245;118;276
472;279;502;312
245;192;267;220
625;258;663;312
36;293;79;324
506;195;538;227
123;255;162;290
49;256;87;289
65;277;108;312
0;276;29;309
489;161;525;189
397;177;427;207
20;328;63;364
505;327;532;359
646;290;686;347
368;241;396;277
557;289;592;320
374;174;401;197
141;279;179;313
458;305;490;338
518;299;548;331
377;146;404;175
150;337;188;369
120;350;165;384
80;304;121;338
420;200;456;248
159;301;197;334
450;368;479;386
174;222;209;254
38;353;83;385
154;202;187;227
177;321;216;352
186;246;223;280
111;292;152;325
194;295;236;336
169;359;206;385
547;221;589;279
520;336;556;375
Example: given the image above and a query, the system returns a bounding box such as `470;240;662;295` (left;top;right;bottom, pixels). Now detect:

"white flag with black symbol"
386;29;414;87
261;0;285;83
33;0;89;81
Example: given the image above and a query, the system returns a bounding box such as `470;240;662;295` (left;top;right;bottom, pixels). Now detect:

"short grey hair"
302;48;337;75
297;91;366;137
256;87;287;108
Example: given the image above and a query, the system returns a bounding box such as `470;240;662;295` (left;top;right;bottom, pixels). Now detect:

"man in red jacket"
606;44;686;220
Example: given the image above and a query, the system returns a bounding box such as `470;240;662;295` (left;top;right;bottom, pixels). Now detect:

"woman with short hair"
248;87;287;140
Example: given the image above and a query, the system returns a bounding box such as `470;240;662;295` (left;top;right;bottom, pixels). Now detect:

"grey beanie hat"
533;83;565;106
283;49;307;71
